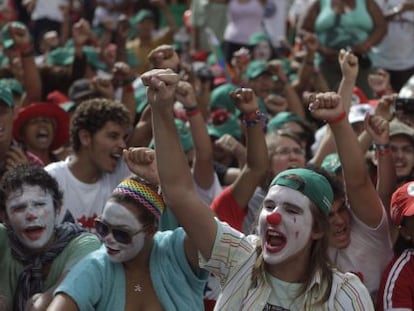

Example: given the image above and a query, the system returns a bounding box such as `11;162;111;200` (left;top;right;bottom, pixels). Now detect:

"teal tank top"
315;0;373;50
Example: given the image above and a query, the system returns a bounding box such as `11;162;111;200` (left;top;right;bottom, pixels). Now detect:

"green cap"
321;153;342;174
0;81;14;107
267;111;303;132
249;32;270;46
1;78;24;95
246;60;272;80
134;87;147;114
83;46;107;71
130;9;155;25
175;119;194;152
207;111;242;141
210;83;239;114
47;47;74;66
270;168;333;216
1;21;27;50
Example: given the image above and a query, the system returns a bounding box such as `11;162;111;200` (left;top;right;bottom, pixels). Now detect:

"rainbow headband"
112;179;165;220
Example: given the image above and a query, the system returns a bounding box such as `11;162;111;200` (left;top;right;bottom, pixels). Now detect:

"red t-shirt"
211;186;247;232
377;249;414;310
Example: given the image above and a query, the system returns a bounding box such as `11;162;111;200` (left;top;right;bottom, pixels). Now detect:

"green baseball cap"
0;78;24;95
207;110;242;141
249;32;270;46
130;9;155;26
267;111;303;132
270;168;334;216
47;47;74;66
210;83;239;114
83;46;107;71
321;153;342;174
246;60;272;80
134;87;147;114
175;119;194;152
0;81;14;107
1;21;27;50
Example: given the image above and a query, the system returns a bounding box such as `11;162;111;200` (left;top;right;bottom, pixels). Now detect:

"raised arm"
142;69;217;261
309;92;384;227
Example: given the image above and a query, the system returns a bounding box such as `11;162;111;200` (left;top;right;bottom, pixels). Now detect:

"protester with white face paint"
139;68;374;310
48;175;209;311
0;165;101;311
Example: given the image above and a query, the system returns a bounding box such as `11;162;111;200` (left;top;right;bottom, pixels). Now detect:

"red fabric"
211;186;247;232
203;299;216;311
376;251;414;310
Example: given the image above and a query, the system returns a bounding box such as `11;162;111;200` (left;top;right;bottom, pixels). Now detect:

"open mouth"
106;246;120;255
23;225;46;240
265;229;286;253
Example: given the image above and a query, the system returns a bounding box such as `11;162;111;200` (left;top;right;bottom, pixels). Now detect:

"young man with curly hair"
45;98;135;230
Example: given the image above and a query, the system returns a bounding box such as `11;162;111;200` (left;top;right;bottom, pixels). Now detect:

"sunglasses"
94;218;147;244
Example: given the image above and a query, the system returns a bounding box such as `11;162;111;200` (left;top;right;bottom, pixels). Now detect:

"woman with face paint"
48;175;209;311
140;68;374;310
0;165;101;311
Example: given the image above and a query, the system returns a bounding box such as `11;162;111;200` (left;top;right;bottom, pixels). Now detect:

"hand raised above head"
308;92;344;122
141;69;179;108
148;44;180;71
229;87;259;114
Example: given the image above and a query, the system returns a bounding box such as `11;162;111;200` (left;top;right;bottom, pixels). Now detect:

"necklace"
134;283;143;293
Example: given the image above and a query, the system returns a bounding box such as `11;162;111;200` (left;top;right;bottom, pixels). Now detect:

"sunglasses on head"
94;218;147;244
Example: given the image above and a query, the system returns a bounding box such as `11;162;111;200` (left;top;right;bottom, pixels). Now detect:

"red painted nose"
266;212;281;225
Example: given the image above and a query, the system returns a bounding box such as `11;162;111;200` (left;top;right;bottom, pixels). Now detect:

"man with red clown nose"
142;68;375;310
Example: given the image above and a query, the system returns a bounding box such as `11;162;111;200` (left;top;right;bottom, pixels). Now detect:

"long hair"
251;201;333;306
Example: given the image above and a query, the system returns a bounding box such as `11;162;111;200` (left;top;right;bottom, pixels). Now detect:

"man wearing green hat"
141;68;374;310
126;0;178;75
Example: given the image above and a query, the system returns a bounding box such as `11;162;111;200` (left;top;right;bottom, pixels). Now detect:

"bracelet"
374;143;391;155
326;111;346;125
186;108;200;117
242;110;267;128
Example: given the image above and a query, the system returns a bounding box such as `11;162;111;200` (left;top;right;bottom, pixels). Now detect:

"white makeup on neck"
258;185;313;265
6;185;56;250
100;200;146;263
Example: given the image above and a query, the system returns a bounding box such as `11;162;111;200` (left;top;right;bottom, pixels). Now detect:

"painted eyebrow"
9;202;27;210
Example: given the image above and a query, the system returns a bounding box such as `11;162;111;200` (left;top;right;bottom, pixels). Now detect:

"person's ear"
78;129;91;147
0;210;9;225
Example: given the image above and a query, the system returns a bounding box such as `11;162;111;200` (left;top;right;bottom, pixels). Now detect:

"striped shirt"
377;249;414;310
199;220;375;311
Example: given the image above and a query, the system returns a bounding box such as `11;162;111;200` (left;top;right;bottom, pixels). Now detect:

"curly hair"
70;98;131;152
0;165;63;214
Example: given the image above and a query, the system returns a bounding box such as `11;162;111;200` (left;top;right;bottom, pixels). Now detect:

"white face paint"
253;40;272;61
258;185;313;265
6;185;56;250
100;200;146;263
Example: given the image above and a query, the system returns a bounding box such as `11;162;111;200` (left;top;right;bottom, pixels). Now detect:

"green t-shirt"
0;224;101;309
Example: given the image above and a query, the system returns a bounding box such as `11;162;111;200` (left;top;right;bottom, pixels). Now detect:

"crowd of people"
1;0;414;310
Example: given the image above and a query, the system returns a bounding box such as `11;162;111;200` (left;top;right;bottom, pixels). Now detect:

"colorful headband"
112;179;165;220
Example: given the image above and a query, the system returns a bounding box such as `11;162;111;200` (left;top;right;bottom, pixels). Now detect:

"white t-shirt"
194;172;223;205
45;157;131;230
328;208;393;300
372;0;414;70
31;0;66;22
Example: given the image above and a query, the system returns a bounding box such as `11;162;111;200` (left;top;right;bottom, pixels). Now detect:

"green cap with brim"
130;9;155;26
1;78;24;95
1;21;27;50
270;168;333;216
267;111;303;132
207;113;242;141
321;153;342;174
0;81;14;107
83;46;107;71
175;119;194;152
246;60;272;80
59;101;77;113
249;32;270;46
134;87;148;114
47;47;74;66
210;83;239;114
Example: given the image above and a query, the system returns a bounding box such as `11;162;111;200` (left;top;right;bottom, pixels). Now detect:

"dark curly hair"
0;165;63;214
70;98;131;152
